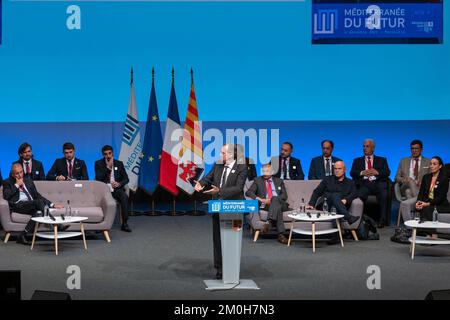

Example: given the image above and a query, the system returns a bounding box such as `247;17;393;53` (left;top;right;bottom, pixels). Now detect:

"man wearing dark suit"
46;142;89;181
271;142;304;180
307;161;359;225
3;164;64;245
246;163;289;244
95;145;131;232
13;142;46;181
308;140;342;180
195;144;248;280
350;139;391;228
245;157;258;181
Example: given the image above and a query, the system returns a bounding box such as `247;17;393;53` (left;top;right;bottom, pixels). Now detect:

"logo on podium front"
211;202;221;212
208;200;259;214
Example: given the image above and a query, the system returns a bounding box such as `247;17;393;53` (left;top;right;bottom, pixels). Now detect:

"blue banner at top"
312;2;443;44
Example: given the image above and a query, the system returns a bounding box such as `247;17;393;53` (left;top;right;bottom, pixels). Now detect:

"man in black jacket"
95;145;131;232
195;143;248;280
350;139;391;228
307;161;359;225
13;142;46;181
246;163;290;244
46;142;89;181
271;142;304;180
308;140;342;180
3;164;64;245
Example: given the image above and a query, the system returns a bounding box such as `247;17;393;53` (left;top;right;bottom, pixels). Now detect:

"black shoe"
345;215;359;225
215;270;222;280
16;233;29;245
121;223;132;232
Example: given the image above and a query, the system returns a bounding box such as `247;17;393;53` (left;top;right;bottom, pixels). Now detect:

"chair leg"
253;230;260;242
396;207;402;227
4;232;11;244
351;230;359;241
103;230;111;243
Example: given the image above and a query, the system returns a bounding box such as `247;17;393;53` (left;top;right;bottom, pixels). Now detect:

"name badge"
231;169;236;173
114;167;118;170
278;186;281;190
293;166;296;169
35;171;39;175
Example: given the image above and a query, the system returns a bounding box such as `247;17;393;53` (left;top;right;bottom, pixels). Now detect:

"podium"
204;213;259;291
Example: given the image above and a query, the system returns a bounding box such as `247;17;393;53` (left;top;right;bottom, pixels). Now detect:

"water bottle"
330;206;337;216
300;197;306;213
432;206;439;224
322;197;329;214
43;205;49;219
67;200;72;217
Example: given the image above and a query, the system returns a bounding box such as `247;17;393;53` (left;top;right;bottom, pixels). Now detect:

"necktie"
25;161;31;175
367;157;372;170
220;166;229;188
325;158;331;176
19;185;32;201
413;158;419;180
266;179;273;200
282;158;287;179
68;161;73;178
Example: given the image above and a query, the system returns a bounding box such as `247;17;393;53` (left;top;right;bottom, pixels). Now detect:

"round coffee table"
404;219;450;259
287;211;345;252
30;216;88;255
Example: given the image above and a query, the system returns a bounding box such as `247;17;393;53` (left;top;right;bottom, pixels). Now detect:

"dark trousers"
266;196;289;234
11;199;47;233
324;193;351;218
358;181;388;222
212;214;222;270
112;188;129;223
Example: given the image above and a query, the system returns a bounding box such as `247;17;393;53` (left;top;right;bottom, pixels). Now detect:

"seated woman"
415;156;450;238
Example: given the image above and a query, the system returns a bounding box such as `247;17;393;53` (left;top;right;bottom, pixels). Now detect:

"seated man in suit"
3;164;64;245
308;140;342;180
271;142;304;180
13;142;46;181
246;163;290;244
46;142;89;181
395;139;430;200
306;161;359;225
95;145;131;232
350;139;391;228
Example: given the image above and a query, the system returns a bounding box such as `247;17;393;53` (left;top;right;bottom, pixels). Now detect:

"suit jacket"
13;159;46;181
2;177;52;208
271;156;304;180
394;156;431;184
308;155;342;180
308;175;357;207
46;157;89;181
245;176;287;202
417;172;450;207
94;159;129;190
350;155;391;187
200;162;247;200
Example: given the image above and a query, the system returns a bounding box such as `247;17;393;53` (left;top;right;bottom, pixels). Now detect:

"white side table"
288;211;345;252
404;220;450;259
30;216;88;255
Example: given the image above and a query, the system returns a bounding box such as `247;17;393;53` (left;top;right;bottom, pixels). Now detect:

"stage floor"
1;215;450;300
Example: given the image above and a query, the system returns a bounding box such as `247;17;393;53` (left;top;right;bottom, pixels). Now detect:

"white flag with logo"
119;79;142;192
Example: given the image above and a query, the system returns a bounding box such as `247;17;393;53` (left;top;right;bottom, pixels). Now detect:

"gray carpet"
1;215;450;300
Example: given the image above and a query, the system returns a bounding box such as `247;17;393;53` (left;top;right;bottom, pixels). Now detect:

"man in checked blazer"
395;139;430;199
195;143;248;280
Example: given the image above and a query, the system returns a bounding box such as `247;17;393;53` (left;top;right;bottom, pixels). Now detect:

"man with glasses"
308;140;342;180
95;145;131;232
395;140;430;200
46;142;89;181
350;139;391;228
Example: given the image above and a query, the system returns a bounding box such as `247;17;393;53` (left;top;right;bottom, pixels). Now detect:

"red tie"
266;179;273;200
367;157;372;170
25;162;31;175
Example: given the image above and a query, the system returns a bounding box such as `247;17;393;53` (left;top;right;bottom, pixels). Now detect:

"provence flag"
139;69;163;194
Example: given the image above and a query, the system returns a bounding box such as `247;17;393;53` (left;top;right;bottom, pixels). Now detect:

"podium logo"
211;202;221;213
313;9;338;34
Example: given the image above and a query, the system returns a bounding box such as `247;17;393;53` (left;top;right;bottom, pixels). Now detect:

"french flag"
159;70;182;195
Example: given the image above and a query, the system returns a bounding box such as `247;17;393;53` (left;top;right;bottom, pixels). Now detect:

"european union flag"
138;69;163;194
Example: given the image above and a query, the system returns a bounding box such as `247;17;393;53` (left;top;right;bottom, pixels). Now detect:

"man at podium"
194;143;248;280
